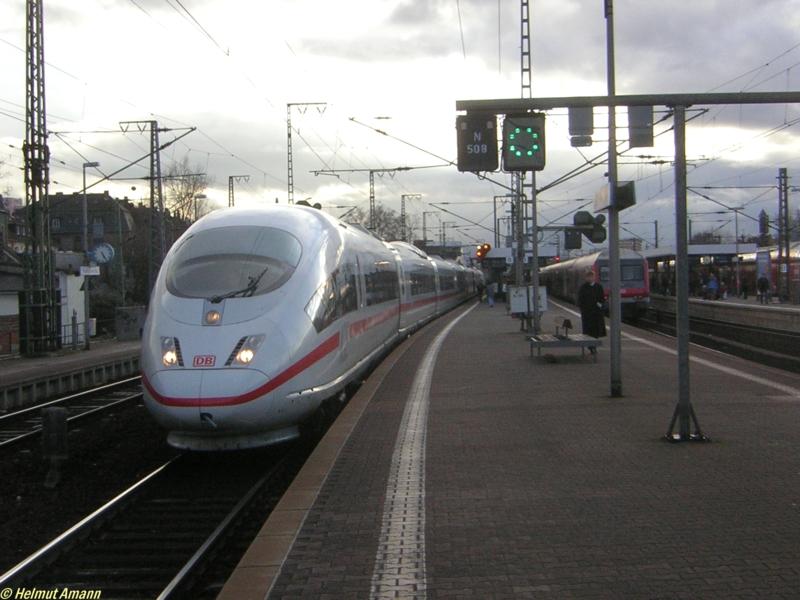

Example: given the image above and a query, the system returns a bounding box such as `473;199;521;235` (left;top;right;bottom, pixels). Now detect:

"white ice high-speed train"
141;205;481;450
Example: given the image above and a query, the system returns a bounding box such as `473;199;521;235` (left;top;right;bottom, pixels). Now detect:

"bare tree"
0;160;13;197
163;156;213;222
345;205;406;241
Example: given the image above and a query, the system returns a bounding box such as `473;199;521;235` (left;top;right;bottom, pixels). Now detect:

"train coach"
539;249;650;319
140;205;480;451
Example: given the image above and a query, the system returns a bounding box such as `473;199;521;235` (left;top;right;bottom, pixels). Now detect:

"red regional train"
539;249;650;318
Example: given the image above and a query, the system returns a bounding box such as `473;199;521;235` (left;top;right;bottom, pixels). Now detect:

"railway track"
637;308;800;372
0;442;309;599
549;296;800;372
0;377;144;449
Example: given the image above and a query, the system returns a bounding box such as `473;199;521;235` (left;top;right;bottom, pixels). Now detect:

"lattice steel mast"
287;102;326;204
22;0;58;355
119;120;167;296
228;175;250;207
777;168;790;301
311;166;412;231
517;0;540;332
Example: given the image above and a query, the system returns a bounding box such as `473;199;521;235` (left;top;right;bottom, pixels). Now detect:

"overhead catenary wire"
455;0;467;59
169;0;229;56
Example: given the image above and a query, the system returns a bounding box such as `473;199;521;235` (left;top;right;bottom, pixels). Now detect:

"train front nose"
143;367;270;430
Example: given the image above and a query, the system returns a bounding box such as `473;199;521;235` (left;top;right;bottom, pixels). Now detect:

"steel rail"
0;457;179;587
157;454;290;599
0;375;141;422
0;377;143;449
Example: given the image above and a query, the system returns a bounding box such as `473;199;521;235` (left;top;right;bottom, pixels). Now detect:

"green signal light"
514;128;520;134
509;133;515;140
532;132;539;138
515;151;522;157
527;151;533;156
533;144;539;150
526;127;532;133
509;145;516;152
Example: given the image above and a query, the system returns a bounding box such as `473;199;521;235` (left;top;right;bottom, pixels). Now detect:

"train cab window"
166;226;302;300
622;264;644;281
305;276;339;332
337;265;358;315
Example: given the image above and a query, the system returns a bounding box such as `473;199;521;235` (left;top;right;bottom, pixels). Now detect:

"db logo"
193;355;216;368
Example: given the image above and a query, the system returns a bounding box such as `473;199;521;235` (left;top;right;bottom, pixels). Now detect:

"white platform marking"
552;300;800;398
370;304;476;599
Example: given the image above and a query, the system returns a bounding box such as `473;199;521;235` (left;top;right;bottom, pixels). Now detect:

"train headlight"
161;336;183;367
237;348;255;364
227;334;265;366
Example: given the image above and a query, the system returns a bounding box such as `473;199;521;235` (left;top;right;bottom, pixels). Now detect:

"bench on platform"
528;331;602;363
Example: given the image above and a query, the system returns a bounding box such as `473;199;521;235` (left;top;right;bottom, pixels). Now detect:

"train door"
355;256;366;308
431;261;441;315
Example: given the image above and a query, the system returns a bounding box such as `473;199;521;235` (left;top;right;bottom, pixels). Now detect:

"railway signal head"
573;211;607;244
502;113;546;172
476;242;492;260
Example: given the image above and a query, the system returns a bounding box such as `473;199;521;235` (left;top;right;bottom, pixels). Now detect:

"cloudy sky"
1;0;799;250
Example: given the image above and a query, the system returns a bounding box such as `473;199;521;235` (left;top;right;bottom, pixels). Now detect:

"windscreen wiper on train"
209;266;269;304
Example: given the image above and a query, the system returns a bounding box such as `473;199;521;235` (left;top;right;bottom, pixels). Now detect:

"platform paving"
0;339;140;409
225;300;800;599
0;339;139;386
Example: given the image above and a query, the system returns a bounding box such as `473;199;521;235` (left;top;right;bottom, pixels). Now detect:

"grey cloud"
388;0;446;26
299;32;457;62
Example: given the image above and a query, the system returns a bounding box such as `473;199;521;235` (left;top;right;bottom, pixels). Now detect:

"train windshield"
165;226;302;300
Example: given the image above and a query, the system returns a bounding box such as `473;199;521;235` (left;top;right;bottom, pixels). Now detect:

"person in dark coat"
757;275;769;304
578;270;606;353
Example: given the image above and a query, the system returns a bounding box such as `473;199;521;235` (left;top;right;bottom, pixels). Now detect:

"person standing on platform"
487;281;497;307
578;270;606;354
707;272;720;300
757;275;769;304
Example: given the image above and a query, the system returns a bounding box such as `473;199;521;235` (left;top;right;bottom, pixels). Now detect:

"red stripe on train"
144;332;341;407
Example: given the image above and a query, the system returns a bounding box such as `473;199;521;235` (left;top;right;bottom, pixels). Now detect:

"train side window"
305;276;339;332
410;267;435;296
440;272;456;291
365;259;399;306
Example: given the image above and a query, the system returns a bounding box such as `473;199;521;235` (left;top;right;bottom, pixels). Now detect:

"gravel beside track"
0;399;178;572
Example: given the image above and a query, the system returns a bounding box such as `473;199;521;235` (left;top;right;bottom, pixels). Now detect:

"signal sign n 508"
456;115;499;172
